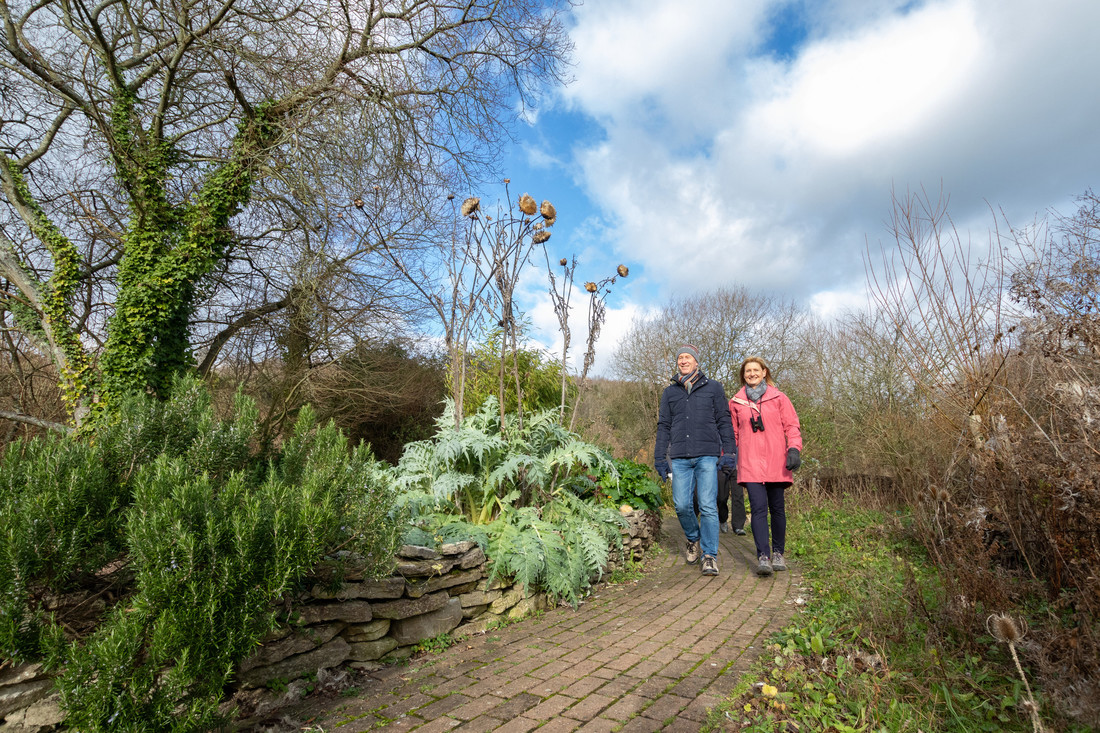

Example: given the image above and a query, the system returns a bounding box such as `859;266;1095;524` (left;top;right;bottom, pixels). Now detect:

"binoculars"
750;414;764;432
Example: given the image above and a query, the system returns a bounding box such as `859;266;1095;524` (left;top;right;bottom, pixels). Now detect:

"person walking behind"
655;345;737;577
729;357;802;577
718;467;747;535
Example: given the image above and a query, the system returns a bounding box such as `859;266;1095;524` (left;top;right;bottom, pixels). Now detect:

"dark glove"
717;454;736;475
655;460;671;481
786;448;801;472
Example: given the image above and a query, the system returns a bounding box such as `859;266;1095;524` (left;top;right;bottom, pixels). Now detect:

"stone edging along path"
252;514;804;732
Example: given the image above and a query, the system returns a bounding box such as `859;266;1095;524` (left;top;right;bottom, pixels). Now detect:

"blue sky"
485;0;1100;377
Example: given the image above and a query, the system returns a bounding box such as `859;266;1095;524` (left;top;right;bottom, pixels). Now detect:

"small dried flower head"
461;197;480;217
987;613;1026;643
532;230;551;244
584;281;597;293
503;178;510;183
617;264;629;278
518;193;537;215
935;486;950;504
543;215;557;227
353;198;364;209
447;193;455;200
559;258;568;266
540;200;556;220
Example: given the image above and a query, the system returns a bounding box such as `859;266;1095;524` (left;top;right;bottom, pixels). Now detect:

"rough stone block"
294;601;371;626
238;636;351;689
395;557;454;578
0;678;53;719
460;603;488;619
506;594;550;620
240;622;344;672
358;577;406;599
405;567;484;599
390;598;463;646
440;540;477;555
398;544;441;560
346;637;399;662
457;547;486;569
489;586;525;614
0;692;62;731
344;619;390;642
370;590;448;620
458;588;502;608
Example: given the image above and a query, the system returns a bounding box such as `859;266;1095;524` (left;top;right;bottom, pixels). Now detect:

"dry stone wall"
0;509;657;732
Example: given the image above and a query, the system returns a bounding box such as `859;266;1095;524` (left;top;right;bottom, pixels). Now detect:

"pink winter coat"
729;385;803;484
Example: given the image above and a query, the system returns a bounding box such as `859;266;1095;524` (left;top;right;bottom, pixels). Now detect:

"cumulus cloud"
562;0;1100;313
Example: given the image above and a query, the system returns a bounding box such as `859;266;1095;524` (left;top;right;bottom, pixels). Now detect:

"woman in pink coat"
729;357;802;577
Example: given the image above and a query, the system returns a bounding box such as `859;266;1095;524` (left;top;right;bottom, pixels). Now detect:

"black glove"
655;459;671;481
786;448;801;472
717;454;736;475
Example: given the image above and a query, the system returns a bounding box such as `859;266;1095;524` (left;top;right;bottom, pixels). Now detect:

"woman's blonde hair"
739;356;776;387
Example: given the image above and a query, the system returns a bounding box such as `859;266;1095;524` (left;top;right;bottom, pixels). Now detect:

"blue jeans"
671;456;719;557
745;482;787;558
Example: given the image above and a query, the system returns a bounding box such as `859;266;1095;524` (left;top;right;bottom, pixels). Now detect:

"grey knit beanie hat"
676;344;700;362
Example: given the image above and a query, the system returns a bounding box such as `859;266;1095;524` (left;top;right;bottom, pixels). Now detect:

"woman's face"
743;361;766;387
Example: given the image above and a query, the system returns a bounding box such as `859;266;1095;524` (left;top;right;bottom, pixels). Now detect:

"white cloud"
560;0;1100;309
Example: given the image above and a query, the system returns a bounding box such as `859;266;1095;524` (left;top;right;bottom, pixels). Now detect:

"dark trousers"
745;482;788;558
718;471;747;530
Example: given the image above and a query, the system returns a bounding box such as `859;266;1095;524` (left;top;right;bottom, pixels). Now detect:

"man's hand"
717;454;736;475
785;448;801;471
655;460;670;480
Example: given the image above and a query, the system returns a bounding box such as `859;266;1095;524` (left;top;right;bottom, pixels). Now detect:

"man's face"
677;353;698;375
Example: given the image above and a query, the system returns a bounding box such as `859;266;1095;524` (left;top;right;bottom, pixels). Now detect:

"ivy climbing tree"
0;0;571;427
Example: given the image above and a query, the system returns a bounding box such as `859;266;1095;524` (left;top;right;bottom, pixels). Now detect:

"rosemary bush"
0;378;399;732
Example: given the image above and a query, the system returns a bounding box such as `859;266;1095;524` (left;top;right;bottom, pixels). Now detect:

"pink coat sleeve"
779;392;802;452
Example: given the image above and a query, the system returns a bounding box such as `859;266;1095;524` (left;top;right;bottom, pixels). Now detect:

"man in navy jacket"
655;345;736;577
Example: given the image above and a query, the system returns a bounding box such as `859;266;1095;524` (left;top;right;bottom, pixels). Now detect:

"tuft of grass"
704;497;1089;733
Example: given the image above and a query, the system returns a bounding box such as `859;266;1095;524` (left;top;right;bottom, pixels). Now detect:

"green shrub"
595;458;664;511
0;378;399;732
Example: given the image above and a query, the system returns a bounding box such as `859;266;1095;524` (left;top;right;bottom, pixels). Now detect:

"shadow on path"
254;514;802;731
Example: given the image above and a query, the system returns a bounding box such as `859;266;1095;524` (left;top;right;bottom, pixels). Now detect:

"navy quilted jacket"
654;372;736;461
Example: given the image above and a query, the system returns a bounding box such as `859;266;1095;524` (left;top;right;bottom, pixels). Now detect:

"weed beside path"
244;514;801;731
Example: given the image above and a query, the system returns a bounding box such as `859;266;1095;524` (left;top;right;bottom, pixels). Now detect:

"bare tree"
0;0;572;425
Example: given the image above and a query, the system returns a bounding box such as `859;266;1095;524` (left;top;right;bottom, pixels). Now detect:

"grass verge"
704;496;1089;732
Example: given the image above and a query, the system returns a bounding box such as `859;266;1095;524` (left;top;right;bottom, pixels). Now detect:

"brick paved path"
267;515;801;731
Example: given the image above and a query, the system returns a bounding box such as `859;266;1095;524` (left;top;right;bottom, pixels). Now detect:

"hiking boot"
685;540;701;565
772;552;787;571
702;555;718;576
756;555;773;577
733;527;746;536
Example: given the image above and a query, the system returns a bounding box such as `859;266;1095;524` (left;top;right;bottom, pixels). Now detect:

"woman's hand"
786;448;801;471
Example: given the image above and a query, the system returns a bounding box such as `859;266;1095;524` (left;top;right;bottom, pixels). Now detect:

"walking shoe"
756;555;773;577
701;555;718;576
733;527;746;536
685;540;701;565
772;552;787;571
720;522;729;533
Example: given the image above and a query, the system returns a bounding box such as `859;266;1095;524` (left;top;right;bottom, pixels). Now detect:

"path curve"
254;515;801;731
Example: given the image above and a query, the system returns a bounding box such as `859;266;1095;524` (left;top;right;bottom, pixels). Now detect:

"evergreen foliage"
0;377;398;731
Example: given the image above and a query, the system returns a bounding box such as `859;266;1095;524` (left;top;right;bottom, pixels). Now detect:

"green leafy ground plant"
706;500;1086;733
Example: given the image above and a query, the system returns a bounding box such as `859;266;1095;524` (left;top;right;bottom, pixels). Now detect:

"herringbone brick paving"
263;515;801;731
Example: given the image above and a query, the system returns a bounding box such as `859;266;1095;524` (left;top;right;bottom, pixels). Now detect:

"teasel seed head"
532;231;551;244
541;200;556;220
584;281;597;293
519;193;537;215
987;613;1026;643
559;258;568;266
461;197;480;217
617;264;629;277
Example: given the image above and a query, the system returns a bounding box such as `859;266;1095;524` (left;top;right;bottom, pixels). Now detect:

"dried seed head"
541;200;556;220
353;198;364;209
503;178;510;183
518;193;537;215
461;197;480;217
987;613;1026;643
617;264;629;277
559;258;568;266
584;281;597;293
447;193;455;200
543;215;557;227
532;230;551;244
935;486;950;504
